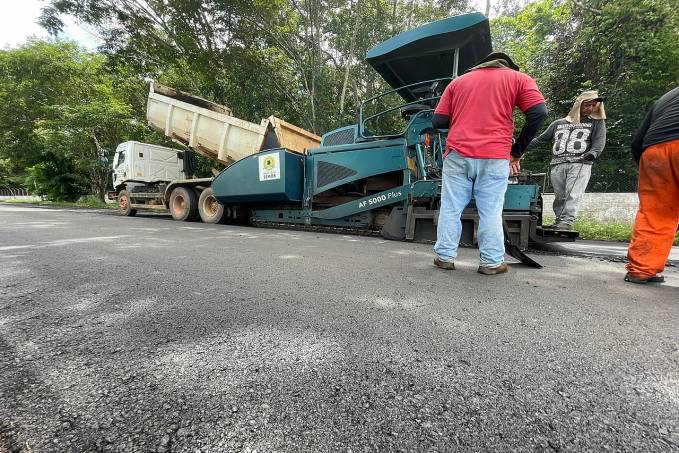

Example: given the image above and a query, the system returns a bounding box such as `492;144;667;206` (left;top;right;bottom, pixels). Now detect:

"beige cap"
565;90;606;123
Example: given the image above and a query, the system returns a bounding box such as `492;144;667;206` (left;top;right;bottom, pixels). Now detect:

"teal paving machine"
211;12;575;264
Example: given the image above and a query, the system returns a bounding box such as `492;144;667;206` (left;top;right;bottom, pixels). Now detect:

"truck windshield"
115;151;126;167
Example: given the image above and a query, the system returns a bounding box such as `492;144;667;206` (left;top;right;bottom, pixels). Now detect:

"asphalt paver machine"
211;13;575;262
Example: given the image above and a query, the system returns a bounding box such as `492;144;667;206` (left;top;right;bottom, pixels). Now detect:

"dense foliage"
0;0;676;199
494;0;679;191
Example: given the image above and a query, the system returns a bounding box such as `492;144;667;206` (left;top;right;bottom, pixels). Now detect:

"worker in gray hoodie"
524;90;607;230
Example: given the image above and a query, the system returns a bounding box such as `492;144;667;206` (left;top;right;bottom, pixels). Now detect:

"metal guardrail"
0;188;29;197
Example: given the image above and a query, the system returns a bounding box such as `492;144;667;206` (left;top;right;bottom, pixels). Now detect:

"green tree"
565;0;679;191
25;153;88;201
492;0;679;192
36;99;147;200
0;41;157;200
0;41;82;172
40;0;471;135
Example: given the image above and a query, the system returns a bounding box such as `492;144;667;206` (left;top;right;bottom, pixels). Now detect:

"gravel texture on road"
1;204;677;452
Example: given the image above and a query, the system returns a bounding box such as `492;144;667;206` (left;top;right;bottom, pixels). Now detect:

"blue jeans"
433;151;509;267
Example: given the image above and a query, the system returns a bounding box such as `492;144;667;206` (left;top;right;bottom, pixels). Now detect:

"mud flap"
503;219;542;268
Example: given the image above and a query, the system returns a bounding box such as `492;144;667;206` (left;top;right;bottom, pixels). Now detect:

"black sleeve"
511;102;548;158
431;114;450;129
630;107;653;164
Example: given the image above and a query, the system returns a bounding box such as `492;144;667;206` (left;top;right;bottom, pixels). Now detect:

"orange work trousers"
626;139;679;278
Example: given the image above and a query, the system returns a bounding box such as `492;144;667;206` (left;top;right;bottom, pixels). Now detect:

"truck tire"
169;186;199;221
118;190;137;217
198;188;225;224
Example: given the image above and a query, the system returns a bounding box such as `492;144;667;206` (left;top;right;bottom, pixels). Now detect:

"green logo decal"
263;155;276;171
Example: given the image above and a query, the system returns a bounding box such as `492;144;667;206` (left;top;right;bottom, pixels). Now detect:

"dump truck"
109;82;321;223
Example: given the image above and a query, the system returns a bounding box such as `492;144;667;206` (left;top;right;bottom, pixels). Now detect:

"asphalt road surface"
1;204;677;452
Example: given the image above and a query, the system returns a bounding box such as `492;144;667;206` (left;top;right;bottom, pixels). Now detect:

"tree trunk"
305;0;319;133
91;134;107;202
88;167;107;202
340;0;362;114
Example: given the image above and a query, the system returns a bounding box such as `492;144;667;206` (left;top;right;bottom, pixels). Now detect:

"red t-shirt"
434;68;545;159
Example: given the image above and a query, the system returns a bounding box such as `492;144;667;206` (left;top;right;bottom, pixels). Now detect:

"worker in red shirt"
432;52;547;274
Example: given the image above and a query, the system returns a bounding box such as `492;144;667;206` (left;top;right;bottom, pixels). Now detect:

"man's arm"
631;108;654;164
432;81;454;130
583;120;606;161
511;102;548;158
525;120;558;152
432;114;449;129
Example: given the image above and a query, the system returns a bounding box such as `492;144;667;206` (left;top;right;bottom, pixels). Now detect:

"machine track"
252;221;383;240
255;220;495;250
252;220;679;266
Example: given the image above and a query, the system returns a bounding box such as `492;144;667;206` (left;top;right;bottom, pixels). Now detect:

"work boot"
553;222;572;231
477;263;509;275
624;273;665;284
433;257;455;270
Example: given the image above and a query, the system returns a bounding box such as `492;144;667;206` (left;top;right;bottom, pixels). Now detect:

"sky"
0;0;102;49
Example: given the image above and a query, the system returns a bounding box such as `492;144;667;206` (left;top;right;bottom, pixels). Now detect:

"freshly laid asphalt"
1;204;677;452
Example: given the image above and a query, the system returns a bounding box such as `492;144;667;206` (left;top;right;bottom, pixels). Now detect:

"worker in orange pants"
626;86;679;284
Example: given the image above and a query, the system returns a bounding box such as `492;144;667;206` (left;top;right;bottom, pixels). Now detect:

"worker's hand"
509;156;521;175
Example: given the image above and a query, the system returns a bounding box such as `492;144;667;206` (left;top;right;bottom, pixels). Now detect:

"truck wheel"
169;187;199;221
118;190;137;217
198;188;225;224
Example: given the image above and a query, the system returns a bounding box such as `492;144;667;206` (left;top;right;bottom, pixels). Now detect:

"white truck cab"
112;141;185;190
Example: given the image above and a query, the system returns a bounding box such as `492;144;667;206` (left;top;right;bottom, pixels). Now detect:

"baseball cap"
477;52;520;71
